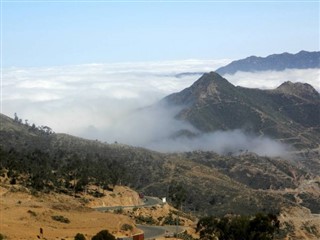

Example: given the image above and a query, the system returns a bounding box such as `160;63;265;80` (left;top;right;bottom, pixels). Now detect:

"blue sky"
1;1;319;67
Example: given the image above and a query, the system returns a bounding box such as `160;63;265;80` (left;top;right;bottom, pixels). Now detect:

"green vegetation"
74;233;86;240
91;230;116;240
121;223;133;231
134;215;156;225
114;207;124;214
176;230;195;240
51;215;70;224
0;112;318;217
196;213;280;240
168;181;187;209
0;146;129;196
163;213;180;225
14;112;54;135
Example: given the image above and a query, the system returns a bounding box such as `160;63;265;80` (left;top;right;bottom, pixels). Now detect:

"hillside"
1;113;319;216
0;184;141;240
164;72;320;150
1;113;320;239
215;50;320;75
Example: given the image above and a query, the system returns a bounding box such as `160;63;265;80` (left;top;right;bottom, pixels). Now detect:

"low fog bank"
2;59;227;135
2;61;315;157
78;103;290;158
224;68;320;91
80;103;199;147
147;129;291;158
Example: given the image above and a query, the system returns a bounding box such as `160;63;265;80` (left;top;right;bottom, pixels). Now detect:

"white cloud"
2;59;229;130
224;69;320;91
146;130;290;158
1;60;317;157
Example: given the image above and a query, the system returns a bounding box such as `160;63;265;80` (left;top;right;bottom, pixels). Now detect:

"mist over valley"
3;55;319;157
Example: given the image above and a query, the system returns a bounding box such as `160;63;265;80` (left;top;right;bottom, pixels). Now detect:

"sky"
1;1;319;67
0;0;319;155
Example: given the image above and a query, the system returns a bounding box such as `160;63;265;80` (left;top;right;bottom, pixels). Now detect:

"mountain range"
164;72;320;150
215;50;320;75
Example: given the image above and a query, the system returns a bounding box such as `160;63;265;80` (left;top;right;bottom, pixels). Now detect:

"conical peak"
190;72;234;90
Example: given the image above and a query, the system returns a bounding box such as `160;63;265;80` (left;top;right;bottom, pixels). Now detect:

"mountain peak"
163;73;320;146
164;72;236;105
190;71;234;89
276;81;320;101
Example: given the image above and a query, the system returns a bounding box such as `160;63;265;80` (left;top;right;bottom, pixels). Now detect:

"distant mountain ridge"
164;72;320;149
215;50;320;75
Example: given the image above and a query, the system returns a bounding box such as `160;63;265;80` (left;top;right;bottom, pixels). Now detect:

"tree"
107;160;127;187
91;230;115;240
248;213;280;240
14;113;19;122
197;213;280;240
13;113;22;124
74;233;86;240
168;182;187;209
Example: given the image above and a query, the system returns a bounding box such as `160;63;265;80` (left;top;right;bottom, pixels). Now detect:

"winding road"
94;196;163;211
94;197;184;239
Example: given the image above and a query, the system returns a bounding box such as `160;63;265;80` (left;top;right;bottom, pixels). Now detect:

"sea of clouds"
2;59;319;156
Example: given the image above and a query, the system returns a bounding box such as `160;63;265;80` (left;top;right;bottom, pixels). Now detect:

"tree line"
14;113;54;135
0;146;129;196
196;213;280;240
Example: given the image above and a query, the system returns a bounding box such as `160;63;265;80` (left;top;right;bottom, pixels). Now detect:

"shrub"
135;215;156;225
51;215;70;223
114;207;124;214
27;210;37;217
0;233;6;240
121;224;133;231
92;230;116;240
92;191;105;198
302;222;319;236
75;233;86;240
176;231;195;240
163;214;179;225
196;213;280;240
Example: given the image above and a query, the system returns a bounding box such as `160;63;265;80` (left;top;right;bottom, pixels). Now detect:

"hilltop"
164;72;320;150
215;50;320;75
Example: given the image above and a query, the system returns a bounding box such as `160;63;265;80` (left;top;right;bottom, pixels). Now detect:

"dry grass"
0;185;141;240
279;206;320;240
